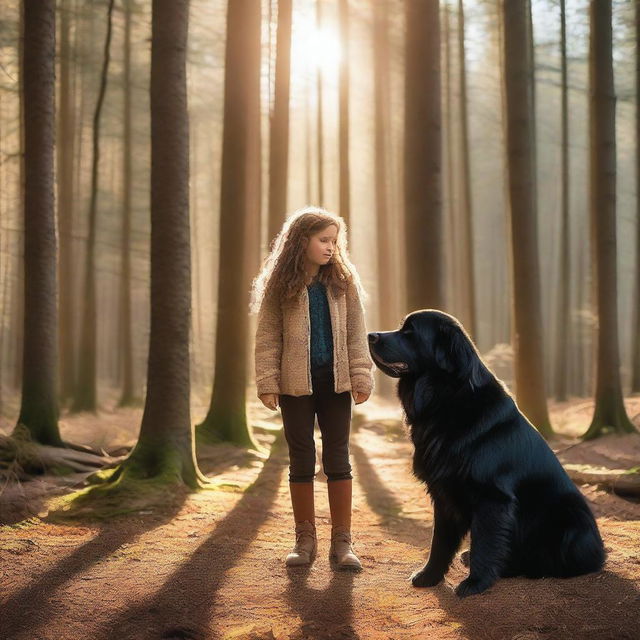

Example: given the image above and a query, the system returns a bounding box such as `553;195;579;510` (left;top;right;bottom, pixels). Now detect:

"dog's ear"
434;324;487;388
413;374;433;417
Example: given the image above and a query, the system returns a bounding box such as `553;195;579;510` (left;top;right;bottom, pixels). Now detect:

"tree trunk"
13;3;25;393
457;0;477;339
338;0;350;227
191;124;204;390
316;0;324;206
443;2;459;318
373;0;397;399
119;0;136;407
197;0;261;449
12;0;62;446
113;0;206;488
502;0;552;436
583;0;636;439
495;0;511;349
71;0;115;413
554;0;570;402
404;0;444;312
268;0;292;244
57;0;76;405
632;0;640;394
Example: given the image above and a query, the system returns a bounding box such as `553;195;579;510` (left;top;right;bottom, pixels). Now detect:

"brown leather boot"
285;519;317;566
329;525;362;570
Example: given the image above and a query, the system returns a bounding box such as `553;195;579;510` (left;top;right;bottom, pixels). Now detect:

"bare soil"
1;396;639;640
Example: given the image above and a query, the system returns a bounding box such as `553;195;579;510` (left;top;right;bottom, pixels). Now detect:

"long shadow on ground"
85;431;289;640
0;492;189;639
350;431;433;548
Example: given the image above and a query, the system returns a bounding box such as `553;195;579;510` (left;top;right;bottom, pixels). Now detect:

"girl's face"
304;224;338;268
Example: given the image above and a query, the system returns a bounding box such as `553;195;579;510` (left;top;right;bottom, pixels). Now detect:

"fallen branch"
565;463;640;497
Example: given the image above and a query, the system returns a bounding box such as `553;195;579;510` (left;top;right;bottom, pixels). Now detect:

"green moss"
0;516;41;532
42;438;227;521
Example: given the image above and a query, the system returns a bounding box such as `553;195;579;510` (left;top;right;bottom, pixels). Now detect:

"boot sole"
329;552;362;571
286;546;317;567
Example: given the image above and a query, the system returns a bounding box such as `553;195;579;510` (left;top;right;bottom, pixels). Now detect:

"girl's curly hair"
249;206;368;314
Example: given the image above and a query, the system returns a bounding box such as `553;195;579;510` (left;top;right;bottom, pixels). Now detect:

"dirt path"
1;398;640;640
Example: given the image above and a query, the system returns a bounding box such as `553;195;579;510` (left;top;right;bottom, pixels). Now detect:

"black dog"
368;309;605;597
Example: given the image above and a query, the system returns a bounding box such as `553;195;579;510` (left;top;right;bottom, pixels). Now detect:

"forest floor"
1;394;639;640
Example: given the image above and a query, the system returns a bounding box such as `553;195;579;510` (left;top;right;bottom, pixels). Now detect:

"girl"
251;206;375;570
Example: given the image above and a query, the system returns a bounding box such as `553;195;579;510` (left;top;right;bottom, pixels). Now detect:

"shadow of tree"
82;431;289;640
350;435;432;548
0;492;189;639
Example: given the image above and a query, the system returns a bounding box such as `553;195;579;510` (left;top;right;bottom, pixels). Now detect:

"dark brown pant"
279;362;353;483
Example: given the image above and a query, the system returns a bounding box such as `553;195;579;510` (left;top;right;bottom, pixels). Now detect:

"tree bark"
584;0;636;439
457;0;477;339
502;0;552;436
118;0;136;407
197;0;261;448
632;0;640;394
554;0;570;402
14;0;62;446
338;0;350;227
404;0;444;312
71;0;115;413
373;0;397;399
443;2;459;318
57;0;76;404
316;0;324;206
268;0;292;244
114;0;206;488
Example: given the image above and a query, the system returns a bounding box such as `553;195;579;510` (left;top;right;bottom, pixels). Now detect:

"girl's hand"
352;390;370;405
259;393;279;411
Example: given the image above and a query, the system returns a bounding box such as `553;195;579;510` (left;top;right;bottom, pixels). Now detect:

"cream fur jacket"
254;280;375;397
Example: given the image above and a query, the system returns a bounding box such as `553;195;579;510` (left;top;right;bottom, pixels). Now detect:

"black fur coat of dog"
368;310;605;597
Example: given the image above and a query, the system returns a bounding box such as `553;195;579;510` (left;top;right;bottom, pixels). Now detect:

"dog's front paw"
454;576;492;598
410;567;444;588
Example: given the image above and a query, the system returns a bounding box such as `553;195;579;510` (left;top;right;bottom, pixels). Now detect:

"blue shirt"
307;280;334;370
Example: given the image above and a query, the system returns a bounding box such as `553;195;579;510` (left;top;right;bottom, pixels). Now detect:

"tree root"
0;434;125;479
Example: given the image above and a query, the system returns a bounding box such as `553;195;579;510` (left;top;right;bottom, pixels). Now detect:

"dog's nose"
368;332;379;344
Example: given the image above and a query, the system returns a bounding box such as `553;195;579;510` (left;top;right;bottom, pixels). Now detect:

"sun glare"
291;15;342;77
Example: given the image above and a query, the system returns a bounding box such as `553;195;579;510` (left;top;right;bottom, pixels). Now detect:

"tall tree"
632;0;640;394
502;0;552;436
554;0;571;402
583;0;636;439
443;1;459;318
457;0;477;339
119;0;136;406
316;0;325;206
404;0;444;311
111;0;207;487
57;0;76;404
13;0;62;445
338;0;350;227
373;0;397;398
197;0;261;448
71;0;115;412
268;0;292;244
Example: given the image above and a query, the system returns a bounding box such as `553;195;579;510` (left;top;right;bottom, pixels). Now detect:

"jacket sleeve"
254;290;283;396
346;281;375;395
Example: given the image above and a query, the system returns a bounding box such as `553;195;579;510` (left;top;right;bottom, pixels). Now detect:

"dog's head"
368;310;489;415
